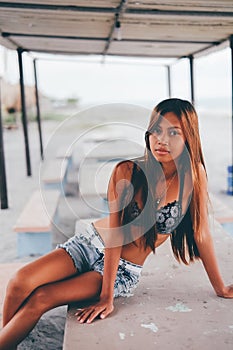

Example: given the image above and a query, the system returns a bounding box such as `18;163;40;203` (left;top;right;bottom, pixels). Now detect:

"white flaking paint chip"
119;332;126;340
125;293;135;298
141;322;158;333
166;302;192;313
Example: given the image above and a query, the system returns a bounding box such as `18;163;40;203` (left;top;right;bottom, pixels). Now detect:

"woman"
0;98;232;349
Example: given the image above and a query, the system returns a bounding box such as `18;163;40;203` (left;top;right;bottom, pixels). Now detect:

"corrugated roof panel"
10;36;106;54
127;0;233;12
120;16;233;42
0;1;232;58
2;0;120;7
108;40;207;58
0;9;113;37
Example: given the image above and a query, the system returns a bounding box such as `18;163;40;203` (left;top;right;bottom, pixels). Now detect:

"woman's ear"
145;131;151;150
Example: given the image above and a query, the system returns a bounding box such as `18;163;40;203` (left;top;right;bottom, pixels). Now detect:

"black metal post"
229;35;233;195
17;48;31;176
167;65;172;98
33;59;44;160
230;36;233;168
0;78;8;209
189;55;195;105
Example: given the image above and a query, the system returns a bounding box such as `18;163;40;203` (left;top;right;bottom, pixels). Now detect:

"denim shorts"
57;222;142;298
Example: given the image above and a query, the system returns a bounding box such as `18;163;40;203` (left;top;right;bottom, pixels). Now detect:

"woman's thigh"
28;271;103;313
16;248;78;290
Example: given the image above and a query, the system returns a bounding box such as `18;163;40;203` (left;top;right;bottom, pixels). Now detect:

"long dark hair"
111;98;206;264
145;98;206;263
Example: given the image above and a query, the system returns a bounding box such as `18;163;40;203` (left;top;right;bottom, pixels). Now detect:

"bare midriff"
93;216;170;266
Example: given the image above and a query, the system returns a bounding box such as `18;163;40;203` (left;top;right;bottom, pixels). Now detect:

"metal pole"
33;59;44;160
189;55;195;105
17;48;31;176
167;65;172;98
230;36;233;168
0;78;8;209
230;35;233;195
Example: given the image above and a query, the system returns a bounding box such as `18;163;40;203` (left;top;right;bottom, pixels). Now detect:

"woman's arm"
195;231;233;297
76;161;133;323
194;165;233;298
76;245;123;324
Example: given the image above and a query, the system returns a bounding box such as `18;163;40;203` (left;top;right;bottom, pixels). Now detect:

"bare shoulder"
107;159;139;203
115;159;135;171
113;158;144;180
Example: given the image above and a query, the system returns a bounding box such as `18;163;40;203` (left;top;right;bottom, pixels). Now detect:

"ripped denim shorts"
57;222;142;298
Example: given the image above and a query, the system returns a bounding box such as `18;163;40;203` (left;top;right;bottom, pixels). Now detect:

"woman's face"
149;112;186;163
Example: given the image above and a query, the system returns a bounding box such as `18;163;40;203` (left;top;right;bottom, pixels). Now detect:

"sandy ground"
1;103;233;348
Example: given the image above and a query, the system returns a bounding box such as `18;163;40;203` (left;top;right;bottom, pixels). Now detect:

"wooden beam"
0;3;233;17
2;32;219;45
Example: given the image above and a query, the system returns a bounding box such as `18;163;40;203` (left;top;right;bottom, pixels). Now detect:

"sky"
0;45;231;112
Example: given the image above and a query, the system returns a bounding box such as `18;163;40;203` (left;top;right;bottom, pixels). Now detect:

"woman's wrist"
100;291;114;301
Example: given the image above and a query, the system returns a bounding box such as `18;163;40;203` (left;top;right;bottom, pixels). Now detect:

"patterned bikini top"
122;160;185;234
155;200;183;234
127;199;183;234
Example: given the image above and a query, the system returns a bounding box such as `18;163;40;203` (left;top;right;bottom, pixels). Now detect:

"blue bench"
13;190;60;257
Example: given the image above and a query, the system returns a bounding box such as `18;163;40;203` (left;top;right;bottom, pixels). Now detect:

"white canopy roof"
0;0;232;59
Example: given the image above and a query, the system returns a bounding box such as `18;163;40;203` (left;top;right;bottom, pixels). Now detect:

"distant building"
1;79;36;114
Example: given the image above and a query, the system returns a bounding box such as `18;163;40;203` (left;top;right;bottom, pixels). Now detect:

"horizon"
0;45;231;114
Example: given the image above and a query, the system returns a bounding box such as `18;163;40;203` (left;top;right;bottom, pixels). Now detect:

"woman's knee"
6;267;35;299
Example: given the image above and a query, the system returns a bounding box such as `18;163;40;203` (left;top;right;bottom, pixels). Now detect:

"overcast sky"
0;46;231;111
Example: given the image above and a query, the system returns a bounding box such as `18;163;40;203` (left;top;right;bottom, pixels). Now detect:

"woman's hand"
217;284;233;298
75;297;114;324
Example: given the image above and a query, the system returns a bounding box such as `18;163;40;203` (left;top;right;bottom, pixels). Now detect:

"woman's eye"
169;129;179;136
152;128;161;135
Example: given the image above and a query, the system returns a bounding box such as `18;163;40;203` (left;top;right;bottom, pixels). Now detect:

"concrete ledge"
63;220;233;349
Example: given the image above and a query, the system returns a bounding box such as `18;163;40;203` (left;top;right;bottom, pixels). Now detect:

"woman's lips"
155;148;170;155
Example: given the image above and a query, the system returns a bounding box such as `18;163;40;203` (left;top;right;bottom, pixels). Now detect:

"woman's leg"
3;248;77;326
0;271;102;350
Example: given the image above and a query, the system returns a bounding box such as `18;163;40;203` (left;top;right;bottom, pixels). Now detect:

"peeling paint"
125;292;135;298
119;332;125;340
203;329;218;335
166;302;192;313
141;322;158;333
